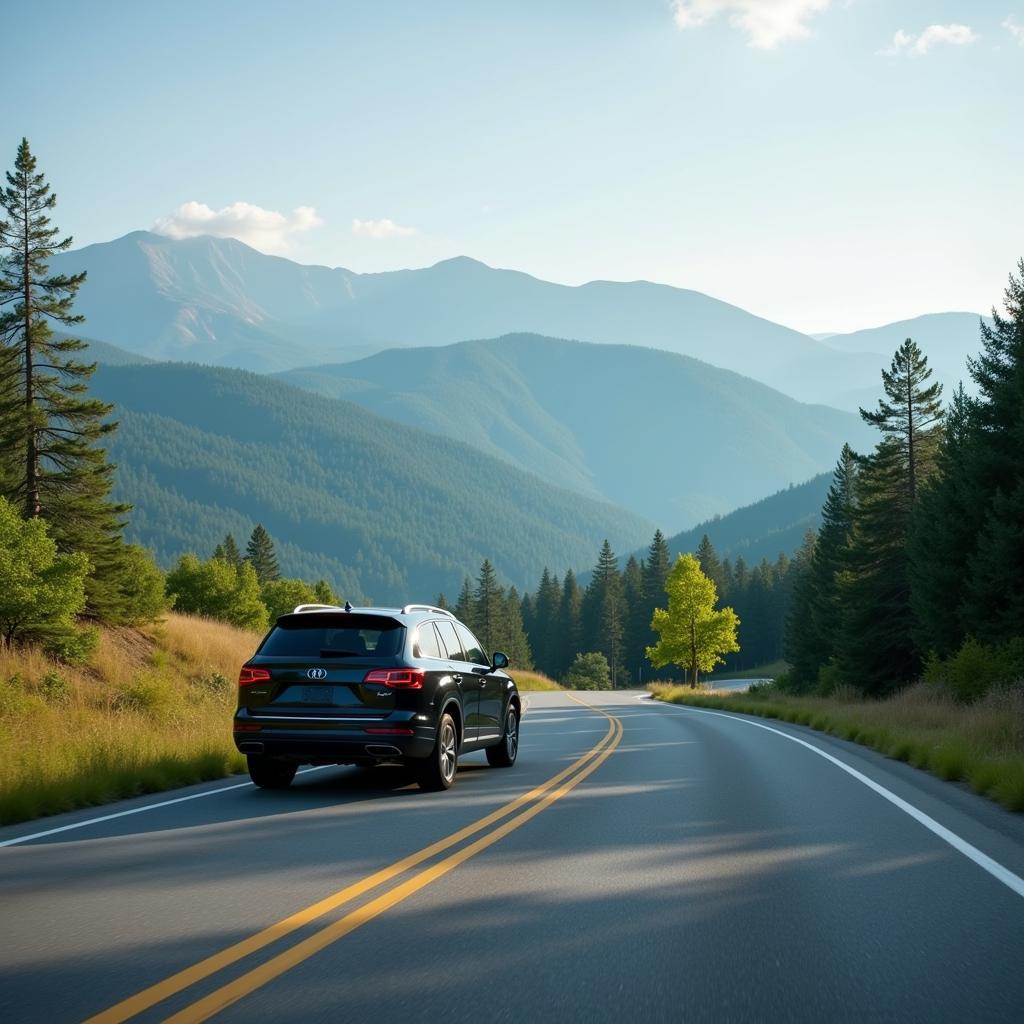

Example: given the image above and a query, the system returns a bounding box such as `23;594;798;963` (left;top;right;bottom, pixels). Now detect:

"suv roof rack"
292;602;354;614
400;604;455;618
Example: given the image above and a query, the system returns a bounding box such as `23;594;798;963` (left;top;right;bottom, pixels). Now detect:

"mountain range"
277;334;871;527
89;359;652;601
54;232;988;409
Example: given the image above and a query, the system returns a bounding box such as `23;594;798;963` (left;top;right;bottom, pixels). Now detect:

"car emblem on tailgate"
306;668;327;680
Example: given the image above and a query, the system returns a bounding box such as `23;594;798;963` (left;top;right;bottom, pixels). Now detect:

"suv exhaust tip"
365;744;402;757
238;741;265;754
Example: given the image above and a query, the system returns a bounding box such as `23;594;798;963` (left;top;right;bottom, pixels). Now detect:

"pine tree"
785;446;859;688
532;567;563;677
621;555;646;685
245;524;280;585
696;534;725;595
557;568;583;678
838;340;945;693
959;261;1024;643
497;586;533;668
641;529;672;678
473;559;505;652
908;386;977;655
435;592;449;611
859;338;944;504
0;139;132;619
215;533;242;567
584;540;624;687
454;576;474;629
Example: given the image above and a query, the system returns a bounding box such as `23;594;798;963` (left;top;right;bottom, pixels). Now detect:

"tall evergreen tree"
532;567;563;677
245;523;280;585
837;340;944;692
785;445;859;688
557;568;583;678
908;385;977;655
217;533;242;567
454;576;474;630
497;585;533;668
621;554;646;685
0;138;134;620
695;534;726;595
584;539;625;687
959;261;1024;643
473;558;505;652
640;529;672;679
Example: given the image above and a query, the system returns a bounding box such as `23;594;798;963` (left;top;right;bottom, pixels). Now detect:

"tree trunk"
22;178;39;518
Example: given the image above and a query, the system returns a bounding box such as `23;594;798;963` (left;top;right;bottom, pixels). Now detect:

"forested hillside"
278;335;868;528
656;473;831;565
89;361;653;600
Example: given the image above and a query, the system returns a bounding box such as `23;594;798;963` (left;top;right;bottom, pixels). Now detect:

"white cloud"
351;218;416;240
879;23;978;57
1004;16;1024;46
153;201;322;255
671;0;834;49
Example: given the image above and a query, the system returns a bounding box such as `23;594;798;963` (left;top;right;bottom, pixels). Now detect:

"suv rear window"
258;613;404;658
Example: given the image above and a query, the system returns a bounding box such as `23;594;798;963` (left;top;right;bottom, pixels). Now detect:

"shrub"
166;554;268;632
563;651;612;690
924;637;1024;702
261;578;318;622
41;625;99;666
38;672;71;706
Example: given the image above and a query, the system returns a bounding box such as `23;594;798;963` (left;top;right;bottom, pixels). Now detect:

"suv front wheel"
417;712;458;791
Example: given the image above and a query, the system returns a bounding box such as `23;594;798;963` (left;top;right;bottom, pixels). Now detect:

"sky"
6;0;1024;333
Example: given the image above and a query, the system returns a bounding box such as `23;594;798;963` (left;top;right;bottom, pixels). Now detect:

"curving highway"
1;691;1023;1023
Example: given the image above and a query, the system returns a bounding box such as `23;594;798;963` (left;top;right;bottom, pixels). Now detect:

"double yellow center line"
86;695;622;1024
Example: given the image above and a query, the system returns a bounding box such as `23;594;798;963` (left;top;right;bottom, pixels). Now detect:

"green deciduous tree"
313;578;340;605
647;553;739;687
261;577;318;621
245;524;280;585
166;554;268;632
0;495;89;649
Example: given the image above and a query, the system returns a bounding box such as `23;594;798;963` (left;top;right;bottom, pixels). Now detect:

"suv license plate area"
302;685;332;703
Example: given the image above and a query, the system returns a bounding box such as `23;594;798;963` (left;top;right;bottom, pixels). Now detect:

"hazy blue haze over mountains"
277;334;872;528
54;232;984;410
89;361;652;601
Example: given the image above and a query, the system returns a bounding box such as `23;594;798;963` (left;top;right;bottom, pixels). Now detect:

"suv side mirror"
491;651;509;670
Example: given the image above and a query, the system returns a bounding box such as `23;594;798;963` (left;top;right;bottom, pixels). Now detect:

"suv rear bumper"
232;712;435;763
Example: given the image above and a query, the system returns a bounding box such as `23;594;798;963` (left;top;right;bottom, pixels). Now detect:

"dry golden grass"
650;681;1024;812
0;612;262;825
511;670;563;691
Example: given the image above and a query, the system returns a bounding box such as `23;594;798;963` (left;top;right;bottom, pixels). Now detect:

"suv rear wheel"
486;706;519;767
417;712;458;791
248;754;297;789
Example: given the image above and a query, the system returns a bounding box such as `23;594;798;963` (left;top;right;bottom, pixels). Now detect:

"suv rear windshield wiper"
319;649;362;658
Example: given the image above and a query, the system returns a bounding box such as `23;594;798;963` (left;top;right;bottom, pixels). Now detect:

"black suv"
234;603;520;791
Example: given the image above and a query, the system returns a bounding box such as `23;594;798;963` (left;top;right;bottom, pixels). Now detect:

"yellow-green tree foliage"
647;553;740;686
0;496;89;647
166;554;268;632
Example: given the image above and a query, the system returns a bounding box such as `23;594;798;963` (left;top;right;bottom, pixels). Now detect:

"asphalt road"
2;691;1023;1023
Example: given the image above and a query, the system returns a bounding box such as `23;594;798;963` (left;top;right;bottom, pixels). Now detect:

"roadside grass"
706;659;789;682
0;613;259;826
649;682;1024;813
513;670;563;692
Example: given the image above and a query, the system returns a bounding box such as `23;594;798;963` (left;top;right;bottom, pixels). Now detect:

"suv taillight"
364;669;425;689
239;666;271;686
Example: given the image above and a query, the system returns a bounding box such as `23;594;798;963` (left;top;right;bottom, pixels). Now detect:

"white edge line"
647;697;1024;900
0;766;331;849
